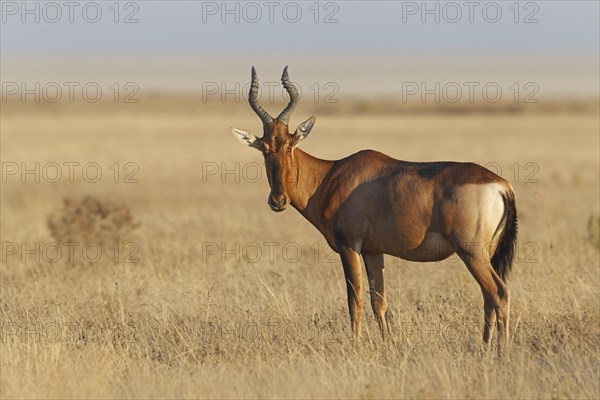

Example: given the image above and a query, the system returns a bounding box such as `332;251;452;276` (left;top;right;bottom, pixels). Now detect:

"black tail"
491;191;518;282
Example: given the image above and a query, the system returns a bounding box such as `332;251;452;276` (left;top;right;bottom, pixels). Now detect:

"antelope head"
232;66;316;212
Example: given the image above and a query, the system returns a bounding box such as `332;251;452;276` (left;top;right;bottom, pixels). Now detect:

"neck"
287;148;334;212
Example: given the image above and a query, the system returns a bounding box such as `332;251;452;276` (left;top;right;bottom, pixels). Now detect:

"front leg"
339;245;364;338
363;253;389;341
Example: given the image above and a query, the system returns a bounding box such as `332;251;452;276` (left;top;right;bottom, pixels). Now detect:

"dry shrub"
47;196;140;264
588;214;600;248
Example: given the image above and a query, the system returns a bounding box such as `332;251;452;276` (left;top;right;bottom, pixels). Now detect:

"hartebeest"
231;67;518;356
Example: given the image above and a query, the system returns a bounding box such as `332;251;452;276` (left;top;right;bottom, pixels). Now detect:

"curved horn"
248;66;273;126
277;66;300;125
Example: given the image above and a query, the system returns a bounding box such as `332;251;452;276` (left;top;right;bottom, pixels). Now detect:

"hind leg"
458;251;510;357
495;278;510;357
482;291;497;350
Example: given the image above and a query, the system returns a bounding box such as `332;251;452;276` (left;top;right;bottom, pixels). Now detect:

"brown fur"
232;69;518;356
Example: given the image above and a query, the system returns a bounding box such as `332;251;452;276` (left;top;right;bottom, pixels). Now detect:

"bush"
47;196;140;264
587;214;600;249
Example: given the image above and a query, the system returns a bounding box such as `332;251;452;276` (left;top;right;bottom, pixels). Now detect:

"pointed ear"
231;128;260;150
291;116;316;147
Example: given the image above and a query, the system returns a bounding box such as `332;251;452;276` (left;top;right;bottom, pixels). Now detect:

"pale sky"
1;1;599;95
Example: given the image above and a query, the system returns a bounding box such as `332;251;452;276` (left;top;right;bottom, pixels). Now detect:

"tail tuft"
491;191;518;282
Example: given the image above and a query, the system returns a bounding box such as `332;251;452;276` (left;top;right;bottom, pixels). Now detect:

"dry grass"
1;97;599;399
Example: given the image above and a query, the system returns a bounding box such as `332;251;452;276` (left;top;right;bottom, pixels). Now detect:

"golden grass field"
1;97;599;399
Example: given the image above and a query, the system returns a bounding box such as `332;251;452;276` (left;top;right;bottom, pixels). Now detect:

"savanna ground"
1;97;599;399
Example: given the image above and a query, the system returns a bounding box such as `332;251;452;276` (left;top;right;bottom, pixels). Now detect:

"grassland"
1;97;599;399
